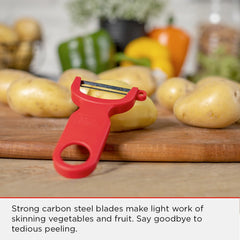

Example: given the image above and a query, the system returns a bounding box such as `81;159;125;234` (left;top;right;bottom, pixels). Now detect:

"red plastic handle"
53;76;146;178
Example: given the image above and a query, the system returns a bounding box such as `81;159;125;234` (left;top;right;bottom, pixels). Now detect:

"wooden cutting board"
0;102;240;162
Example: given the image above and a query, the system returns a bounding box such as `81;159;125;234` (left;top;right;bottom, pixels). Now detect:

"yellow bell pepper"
120;37;174;78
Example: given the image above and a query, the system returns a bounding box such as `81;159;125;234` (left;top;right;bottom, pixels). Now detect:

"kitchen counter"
1;158;240;197
1;101;240;197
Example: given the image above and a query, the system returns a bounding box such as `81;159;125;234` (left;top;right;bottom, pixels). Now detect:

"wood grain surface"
0;102;240;162
1;158;240;197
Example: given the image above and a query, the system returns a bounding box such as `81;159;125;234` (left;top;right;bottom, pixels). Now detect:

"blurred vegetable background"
58;29;116;74
193;47;240;83
67;0;165;24
58;0;190;81
0;0;240;82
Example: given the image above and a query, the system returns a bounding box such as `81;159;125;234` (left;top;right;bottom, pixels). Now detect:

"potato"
198;77;240;125
197;76;231;87
98;66;156;96
0;69;33;104
58;68;99;93
173;80;240;128
110;97;158;132
0;45;14;68
7;77;77;117
156;77;195;111
0;24;18;45
13;41;34;70
87;79;158;132
14;18;41;41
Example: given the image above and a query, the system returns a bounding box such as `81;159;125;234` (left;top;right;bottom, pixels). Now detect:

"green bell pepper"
58;29;116;73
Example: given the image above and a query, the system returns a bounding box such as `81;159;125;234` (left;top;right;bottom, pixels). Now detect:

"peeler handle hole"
60;144;90;165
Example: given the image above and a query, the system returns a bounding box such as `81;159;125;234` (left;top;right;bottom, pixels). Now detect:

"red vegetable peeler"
53;76;147;179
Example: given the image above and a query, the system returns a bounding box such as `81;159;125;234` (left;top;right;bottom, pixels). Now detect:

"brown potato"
14;18;41;41
174;80;240;128
0;45;14;68
156;77;195;111
87;79;158;132
197;76;230;87
0;24;19;45
7;77;77;117
0;69;33;104
98;66;157;96
58;68;99;93
197;77;240;125
13;41;34;70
